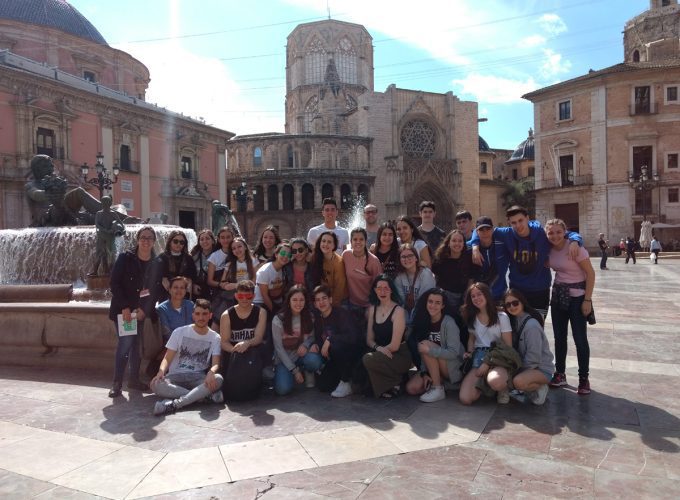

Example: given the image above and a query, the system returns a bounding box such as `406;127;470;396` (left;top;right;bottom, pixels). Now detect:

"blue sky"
69;0;648;150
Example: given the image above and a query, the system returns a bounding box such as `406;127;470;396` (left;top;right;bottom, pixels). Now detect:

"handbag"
222;348;263;401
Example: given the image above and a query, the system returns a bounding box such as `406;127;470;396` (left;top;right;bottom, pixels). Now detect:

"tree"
500;178;535;217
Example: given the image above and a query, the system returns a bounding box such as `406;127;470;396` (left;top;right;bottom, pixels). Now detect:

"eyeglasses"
139;236;155;241
504;300;521;308
278;250;292;258
290;247;307;254
171;239;186;245
364;209;377;214
400;254;416;260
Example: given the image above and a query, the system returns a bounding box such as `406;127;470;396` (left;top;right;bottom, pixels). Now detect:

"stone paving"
1;256;679;499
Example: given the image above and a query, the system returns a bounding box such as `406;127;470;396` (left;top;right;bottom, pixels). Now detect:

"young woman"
311;231;347;306
545;218;595;395
342;228;382;319
369;222;400;279
396;215;432;268
458;282;513;405
253;242;291;314
272;285;322;395
207;226;236;294
190;229;217;300
501;289;554;405
405;288;464;403
156;229;196;302
394;243;436;323
431;229;475;315
108;225;160;397
211;237;259;328
253;225;281;267
362;275;412;398
220;280;267;400
282;237;315;293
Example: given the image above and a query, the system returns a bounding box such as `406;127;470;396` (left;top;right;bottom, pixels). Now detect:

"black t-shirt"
432;250;474;293
419;225;446;252
428;318;443;345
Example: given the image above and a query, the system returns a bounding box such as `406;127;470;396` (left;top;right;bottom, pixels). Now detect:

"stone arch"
340;183;352;209
321;183;334;200
253;185;265;211
301;183;315;209
282;184;295;210
267;184;279;211
407;180;454;231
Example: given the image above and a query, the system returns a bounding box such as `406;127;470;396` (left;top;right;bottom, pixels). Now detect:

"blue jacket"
156;299;194;339
470;220;582;292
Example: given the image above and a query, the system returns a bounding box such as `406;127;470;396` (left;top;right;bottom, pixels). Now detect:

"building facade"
226;19;483;241
524;0;680;246
0;0;234;230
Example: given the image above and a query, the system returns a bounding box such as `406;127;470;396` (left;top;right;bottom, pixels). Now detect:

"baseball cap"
475;216;493;229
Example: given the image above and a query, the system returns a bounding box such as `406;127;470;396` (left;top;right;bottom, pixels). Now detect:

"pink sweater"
342;249;383;307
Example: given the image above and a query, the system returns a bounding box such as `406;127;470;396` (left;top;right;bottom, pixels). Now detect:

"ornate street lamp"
81;152;120;199
231;181;257;241
628;165;659;221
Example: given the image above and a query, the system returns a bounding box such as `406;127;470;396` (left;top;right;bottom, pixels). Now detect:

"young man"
455;210;474;242
363;204;380;248
307;198;350;254
597;233;609;270
471;216;508;302
151;299;223;416
311;285;363;398
417;201;446;252
470;206;582;317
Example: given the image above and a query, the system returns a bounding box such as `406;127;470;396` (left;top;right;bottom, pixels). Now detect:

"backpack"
222;349;263;401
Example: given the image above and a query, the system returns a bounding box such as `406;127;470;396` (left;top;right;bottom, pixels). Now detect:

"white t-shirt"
224;257;259;282
207;249;230;270
253;262;285;305
165;324;221;375
397;238;428;258
472;312;512;348
307;224;350;254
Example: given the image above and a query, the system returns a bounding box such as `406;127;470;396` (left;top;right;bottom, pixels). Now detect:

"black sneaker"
108;382;122;398
153;399;177;416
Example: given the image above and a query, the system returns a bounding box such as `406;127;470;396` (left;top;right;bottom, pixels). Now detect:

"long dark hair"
461;282;498;328
396;215;425;243
434;229;467;262
225;237;256;283
312;231;338;283
253;225;281;260
350;227;371;274
164;229;188;254
277;285;314;338
411;287;448;342
503;288;544;328
367;274;402;305
190;229;217;256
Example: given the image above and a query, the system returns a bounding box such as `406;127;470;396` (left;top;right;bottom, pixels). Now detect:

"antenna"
327;0;331;19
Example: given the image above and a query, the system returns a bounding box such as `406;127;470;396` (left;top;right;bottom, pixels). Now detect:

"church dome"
508;128;534;162
479;136;491;152
0;0;108;45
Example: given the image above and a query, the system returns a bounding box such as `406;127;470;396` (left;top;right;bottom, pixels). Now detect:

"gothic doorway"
406;181;455;232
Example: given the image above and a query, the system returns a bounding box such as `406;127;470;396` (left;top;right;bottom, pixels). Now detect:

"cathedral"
226;19;494;240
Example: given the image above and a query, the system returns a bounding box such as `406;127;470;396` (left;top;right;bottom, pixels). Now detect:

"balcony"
629;102;658;116
538;174;593;190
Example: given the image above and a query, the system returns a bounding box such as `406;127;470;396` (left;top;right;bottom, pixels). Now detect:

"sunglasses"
171;239;187;245
278;250;292;258
235;292;254;300
504;300;521;308
290;247;307;254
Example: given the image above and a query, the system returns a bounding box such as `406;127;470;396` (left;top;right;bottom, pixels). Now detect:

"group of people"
107;198;596;416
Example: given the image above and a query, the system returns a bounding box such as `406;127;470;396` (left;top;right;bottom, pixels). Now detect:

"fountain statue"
90;195;126;277
211;199;241;237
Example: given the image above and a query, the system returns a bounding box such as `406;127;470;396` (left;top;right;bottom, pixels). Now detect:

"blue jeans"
551;295;589;378
600;250;608;269
113;319;143;383
273;352;324;395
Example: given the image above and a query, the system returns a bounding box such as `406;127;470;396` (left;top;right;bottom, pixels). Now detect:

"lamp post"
628;165;659;221
231;181;257;242
81;152;119;199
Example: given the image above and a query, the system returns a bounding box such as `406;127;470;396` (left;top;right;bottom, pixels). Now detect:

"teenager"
307;197;349;253
394;244;436;323
431;229;475;315
190;229;217;300
369;222;400;279
253;225;281;267
396;215;432;268
253;242;291;314
470;217;508;302
342;228;382;320
417;201;446;253
207;226;236;296
282;237;315;292
454;210;474;242
311;231;348;306
156;229;196;302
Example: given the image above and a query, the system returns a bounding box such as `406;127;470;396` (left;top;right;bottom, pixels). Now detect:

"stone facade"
227;19;482;241
524;0;680;247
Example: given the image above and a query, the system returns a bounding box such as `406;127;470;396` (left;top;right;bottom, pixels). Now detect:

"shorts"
515;366;552;383
472;347;490;369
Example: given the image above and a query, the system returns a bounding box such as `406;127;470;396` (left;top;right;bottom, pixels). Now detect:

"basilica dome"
0;0;107;45
508;128;534;162
479;136;491;152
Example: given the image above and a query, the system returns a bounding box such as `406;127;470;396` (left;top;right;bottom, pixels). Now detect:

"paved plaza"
1;256;679;499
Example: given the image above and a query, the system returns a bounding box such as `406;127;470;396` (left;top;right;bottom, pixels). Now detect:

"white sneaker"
528;384;549;405
496;389;510;404
419;385;445;403
331;380;352;398
304;371;315;388
210;390;224;404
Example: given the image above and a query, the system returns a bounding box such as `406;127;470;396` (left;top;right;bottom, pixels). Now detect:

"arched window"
304;96;318;133
181;156;192;179
480;161;487;174
253;185;265;211
358;184;369;203
268;185;279;211
322;183;334;200
336;37;357;84
282;184;294;210
120;144;131;171
253;147;262;167
305;37;326;84
302;183;315;209
633;49;640;62
400;120;436;159
287;145;294;168
340;184;352;209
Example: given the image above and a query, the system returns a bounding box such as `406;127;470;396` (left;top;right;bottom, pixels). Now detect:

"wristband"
583;299;592;302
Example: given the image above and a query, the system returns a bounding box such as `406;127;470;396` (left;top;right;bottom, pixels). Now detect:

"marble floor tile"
0;428;123;481
295;425;402;467
0;469;55;498
593;468;680;498
219;435;317;481
51;445;165;499
127;446;230;499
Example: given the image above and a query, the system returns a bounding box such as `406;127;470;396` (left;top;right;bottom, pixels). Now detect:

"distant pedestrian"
625;237;636;264
618;238;625;257
597;233;609;270
650;237;662;264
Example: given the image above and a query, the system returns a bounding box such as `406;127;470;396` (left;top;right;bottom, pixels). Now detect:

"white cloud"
452;74;540;104
540;48;571;78
537;13;567;36
518;34;546;48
